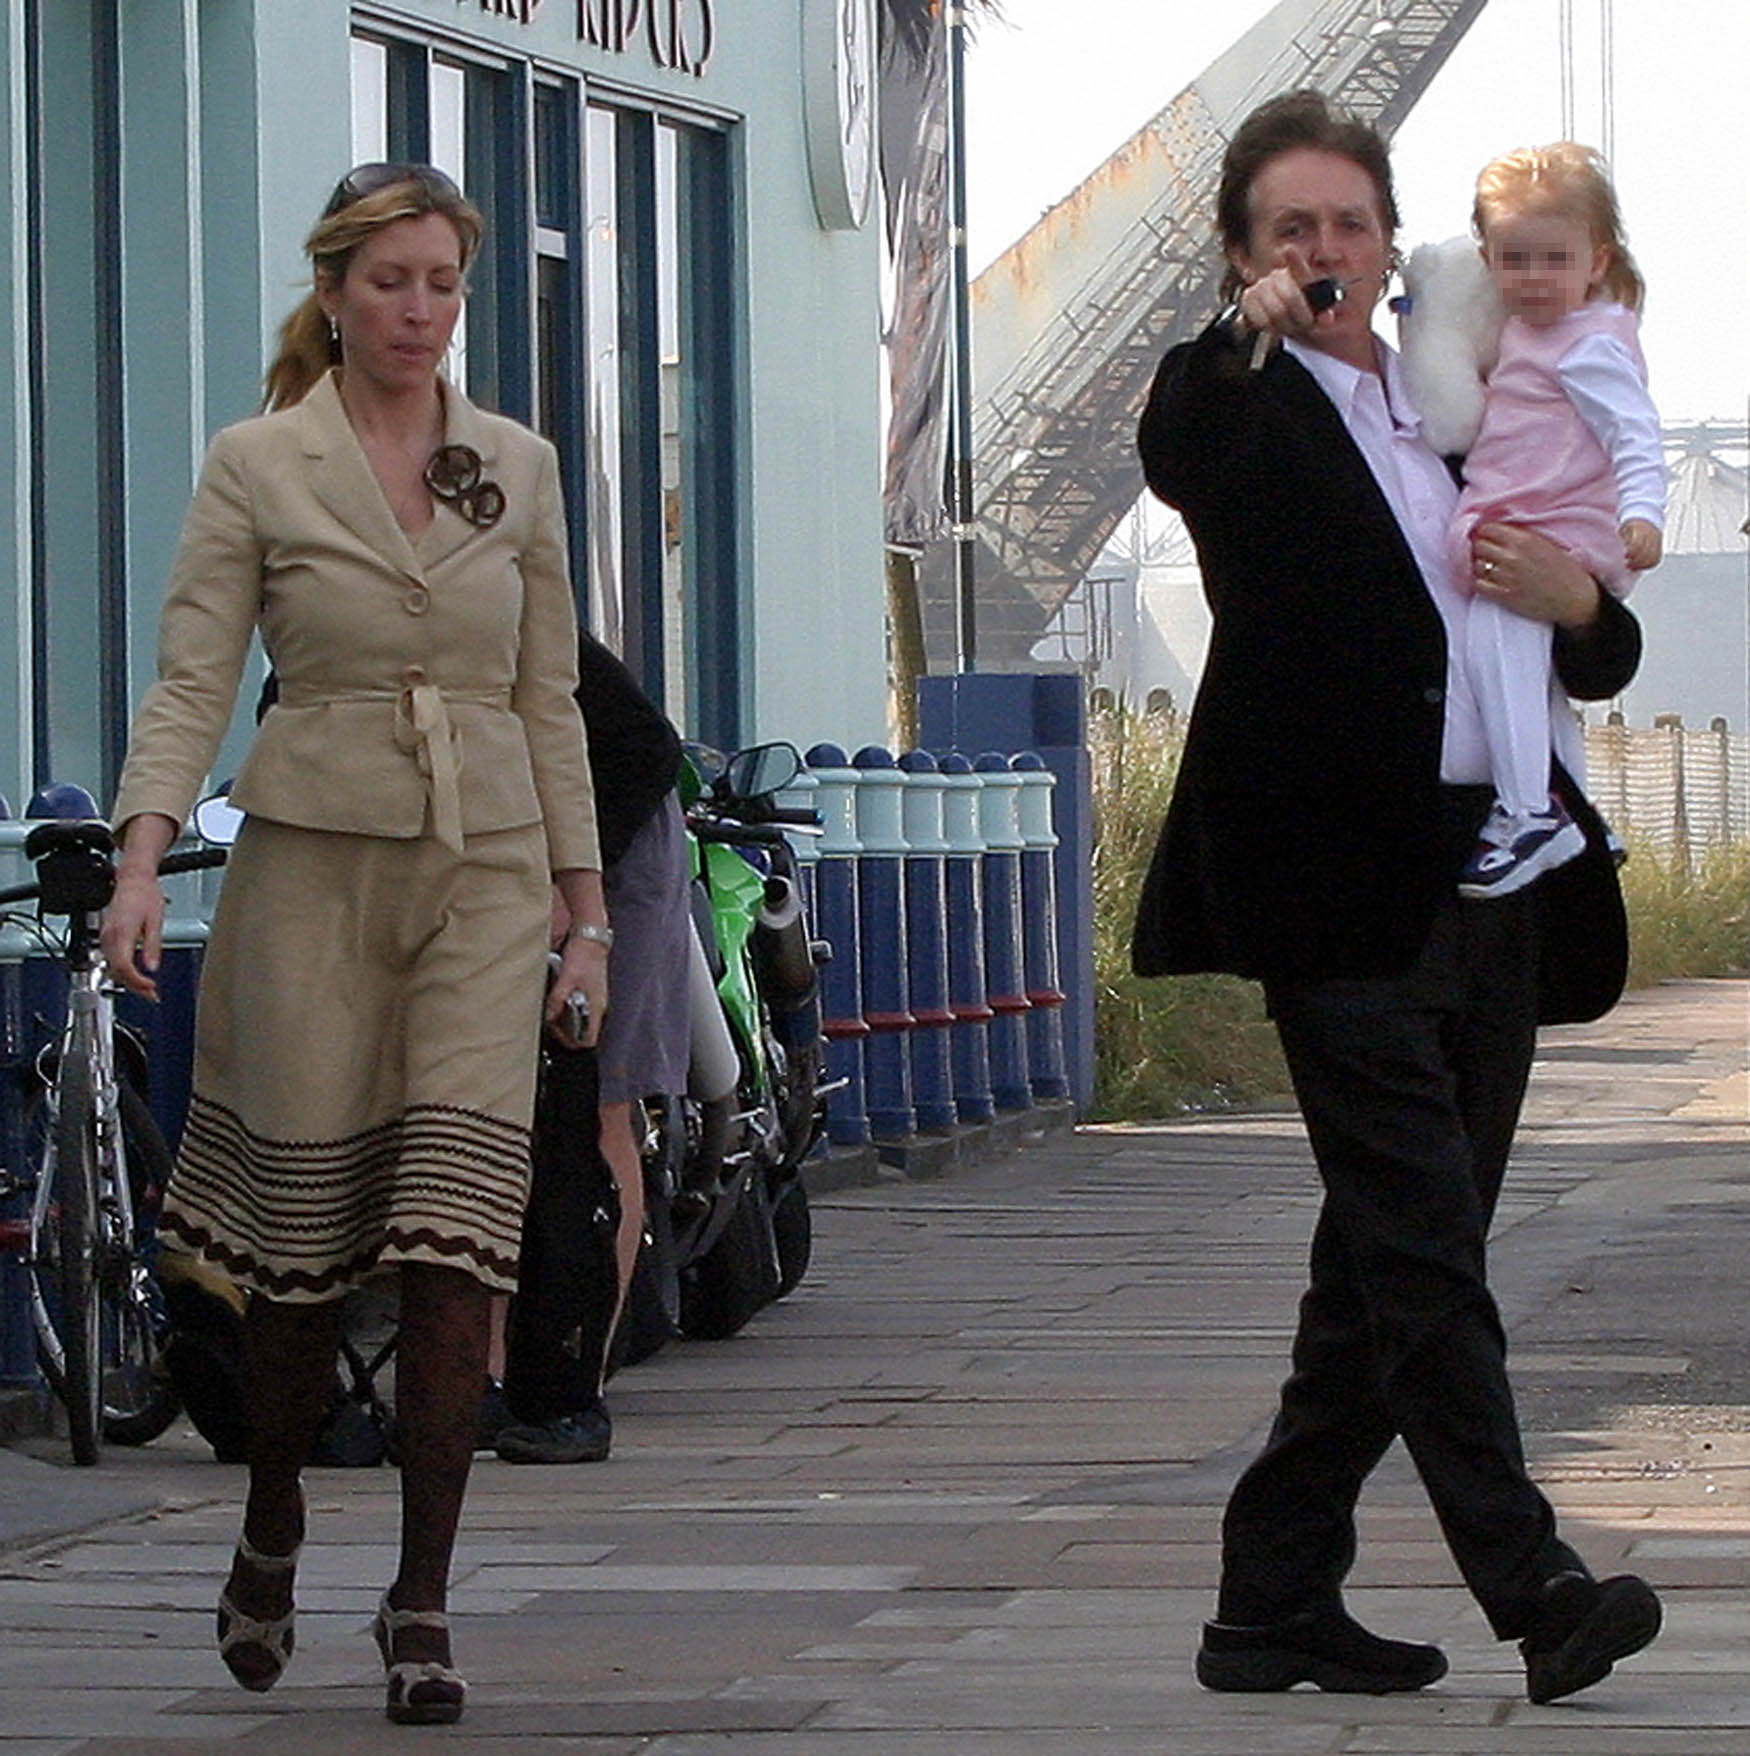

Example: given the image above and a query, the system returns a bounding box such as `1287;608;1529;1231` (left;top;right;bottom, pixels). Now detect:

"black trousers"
504;1043;620;1424
1219;880;1584;1640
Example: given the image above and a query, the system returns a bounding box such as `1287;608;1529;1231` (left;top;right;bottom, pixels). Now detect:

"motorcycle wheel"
679;1171;779;1341
769;1171;811;1298
776;1041;827;1170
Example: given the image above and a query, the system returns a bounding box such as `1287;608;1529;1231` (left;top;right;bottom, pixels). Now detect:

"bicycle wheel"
98;1086;181;1446
50;1045;104;1464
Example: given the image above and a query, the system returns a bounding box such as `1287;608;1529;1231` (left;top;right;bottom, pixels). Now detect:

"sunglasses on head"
323;161;464;219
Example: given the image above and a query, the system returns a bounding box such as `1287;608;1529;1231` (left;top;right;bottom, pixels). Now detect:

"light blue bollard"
803;744;869;1146
973;753;1031;1112
1012;753;1069;1101
896;750;955;1134
851;746;915;1143
939;755;995;1124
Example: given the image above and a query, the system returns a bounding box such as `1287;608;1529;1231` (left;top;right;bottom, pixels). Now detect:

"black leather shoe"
1196;1604;1448;1694
1520;1572;1661;1705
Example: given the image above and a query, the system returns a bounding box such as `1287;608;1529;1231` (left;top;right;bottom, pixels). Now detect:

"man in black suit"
1132;90;1660;1707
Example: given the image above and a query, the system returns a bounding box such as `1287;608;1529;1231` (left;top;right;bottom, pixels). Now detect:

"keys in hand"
1248;277;1344;371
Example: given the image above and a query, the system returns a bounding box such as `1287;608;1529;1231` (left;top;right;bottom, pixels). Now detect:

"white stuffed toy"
1395;236;1506;457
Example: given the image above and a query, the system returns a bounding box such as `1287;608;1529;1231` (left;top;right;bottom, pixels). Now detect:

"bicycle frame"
25;948;138;1386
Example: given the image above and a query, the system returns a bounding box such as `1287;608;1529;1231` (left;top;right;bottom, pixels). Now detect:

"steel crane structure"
920;0;1489;670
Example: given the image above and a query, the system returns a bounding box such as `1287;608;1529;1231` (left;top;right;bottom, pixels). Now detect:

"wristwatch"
566;920;614;949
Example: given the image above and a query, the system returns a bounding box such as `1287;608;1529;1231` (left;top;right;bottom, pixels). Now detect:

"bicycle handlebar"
158;846;231;877
0;842;230;908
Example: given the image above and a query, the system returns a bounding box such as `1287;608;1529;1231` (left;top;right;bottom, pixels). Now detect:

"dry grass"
1621;836;1750;987
1089;704;1748;1122
1088;707;1287;1121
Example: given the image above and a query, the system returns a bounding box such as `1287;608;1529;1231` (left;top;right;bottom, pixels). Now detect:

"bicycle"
0;818;226;1464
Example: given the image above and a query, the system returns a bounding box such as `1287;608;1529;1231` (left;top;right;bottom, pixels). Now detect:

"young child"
1422;144;1664;897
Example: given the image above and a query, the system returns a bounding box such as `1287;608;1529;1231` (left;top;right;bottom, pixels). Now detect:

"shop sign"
471;1;715;77
579;0;715;75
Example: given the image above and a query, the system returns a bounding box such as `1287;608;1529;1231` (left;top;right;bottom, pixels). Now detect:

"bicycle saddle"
24;819;115;862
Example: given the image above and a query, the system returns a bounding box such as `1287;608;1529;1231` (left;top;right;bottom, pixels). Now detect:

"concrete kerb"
800;1098;1079;1186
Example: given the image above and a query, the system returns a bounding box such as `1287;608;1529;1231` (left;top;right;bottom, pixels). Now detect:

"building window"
584;103;738;742
348;21;740;743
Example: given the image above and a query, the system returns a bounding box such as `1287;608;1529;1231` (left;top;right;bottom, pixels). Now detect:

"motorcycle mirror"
723;742;801;800
191;792;246;847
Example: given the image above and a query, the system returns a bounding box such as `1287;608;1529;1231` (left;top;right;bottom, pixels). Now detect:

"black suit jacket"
1128;318;1639;1025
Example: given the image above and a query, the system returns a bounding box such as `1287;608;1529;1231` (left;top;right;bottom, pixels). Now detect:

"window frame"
348;14;745;745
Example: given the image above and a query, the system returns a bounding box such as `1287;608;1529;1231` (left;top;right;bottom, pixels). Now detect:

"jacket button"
404;586;431;615
1423;686;1443;705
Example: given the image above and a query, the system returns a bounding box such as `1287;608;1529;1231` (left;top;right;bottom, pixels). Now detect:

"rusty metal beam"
919;0;1490;669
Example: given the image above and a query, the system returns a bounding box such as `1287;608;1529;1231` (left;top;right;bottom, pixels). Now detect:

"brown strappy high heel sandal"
215;1522;302;1691
372;1592;468;1725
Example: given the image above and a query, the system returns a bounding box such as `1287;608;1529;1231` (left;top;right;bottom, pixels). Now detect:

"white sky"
964;0;1749;426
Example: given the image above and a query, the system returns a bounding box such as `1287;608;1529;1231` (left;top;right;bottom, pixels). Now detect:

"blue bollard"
1012;753;1069;1101
897;750;956;1134
851;746;915;1143
917;673;1093;1112
938;754;995;1124
803;744;870;1147
974;753;1031;1112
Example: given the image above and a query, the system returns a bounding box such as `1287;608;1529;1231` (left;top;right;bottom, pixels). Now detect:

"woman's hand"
544;932;608;1048
1469;522;1603;631
100;813;178;1001
546;867;609;1048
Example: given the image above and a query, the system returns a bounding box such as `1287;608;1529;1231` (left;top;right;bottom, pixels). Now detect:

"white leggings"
1465;595;1564;820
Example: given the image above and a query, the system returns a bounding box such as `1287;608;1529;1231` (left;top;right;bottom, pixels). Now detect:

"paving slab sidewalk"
0;977;1744;1755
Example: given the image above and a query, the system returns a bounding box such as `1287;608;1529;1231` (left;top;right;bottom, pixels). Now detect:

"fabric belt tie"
275;681;511;854
393;685;468;853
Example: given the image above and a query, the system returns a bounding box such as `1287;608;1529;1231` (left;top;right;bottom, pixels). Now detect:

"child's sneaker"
1458;798;1586;899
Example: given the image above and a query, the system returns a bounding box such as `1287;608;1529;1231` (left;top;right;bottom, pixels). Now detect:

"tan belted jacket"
111;371;599;872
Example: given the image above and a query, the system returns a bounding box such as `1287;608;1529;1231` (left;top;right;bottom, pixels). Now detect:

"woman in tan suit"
102;164;607;1727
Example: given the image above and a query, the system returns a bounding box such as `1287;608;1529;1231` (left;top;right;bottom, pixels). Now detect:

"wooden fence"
1584;715;1750;866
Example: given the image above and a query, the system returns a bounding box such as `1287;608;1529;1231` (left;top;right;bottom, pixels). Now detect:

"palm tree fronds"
881;0;1004;66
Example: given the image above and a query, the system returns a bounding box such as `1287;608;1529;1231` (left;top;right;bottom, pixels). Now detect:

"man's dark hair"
1215;89;1400;301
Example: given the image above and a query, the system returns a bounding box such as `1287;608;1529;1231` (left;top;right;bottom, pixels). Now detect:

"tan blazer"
112;372;599;871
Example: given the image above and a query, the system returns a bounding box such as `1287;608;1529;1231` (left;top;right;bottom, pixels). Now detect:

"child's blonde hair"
1471;142;1644;312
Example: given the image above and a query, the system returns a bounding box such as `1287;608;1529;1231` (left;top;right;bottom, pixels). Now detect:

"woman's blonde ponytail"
263;291;341;412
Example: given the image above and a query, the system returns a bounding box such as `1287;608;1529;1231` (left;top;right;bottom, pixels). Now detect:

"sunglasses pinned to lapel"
424;444;505;529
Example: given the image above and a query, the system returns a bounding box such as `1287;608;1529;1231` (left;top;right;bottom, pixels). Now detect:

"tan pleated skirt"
160;816;550;1301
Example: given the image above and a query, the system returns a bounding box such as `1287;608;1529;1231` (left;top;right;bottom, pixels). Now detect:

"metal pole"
947;2;976;672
